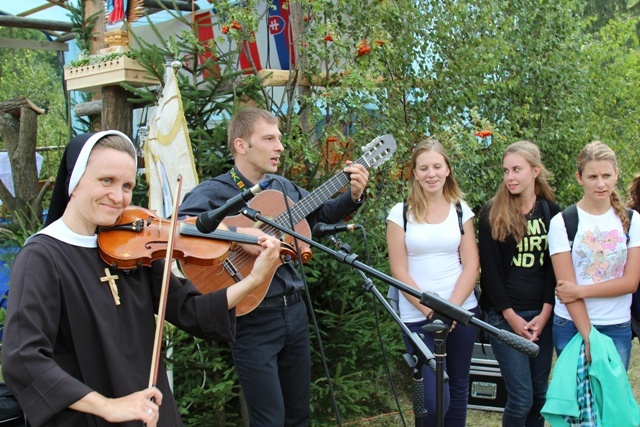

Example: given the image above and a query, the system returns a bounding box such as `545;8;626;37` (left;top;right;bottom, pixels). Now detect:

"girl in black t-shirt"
478;141;560;427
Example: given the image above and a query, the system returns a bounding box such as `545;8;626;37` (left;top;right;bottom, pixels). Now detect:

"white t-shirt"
548;206;640;325
387;201;477;323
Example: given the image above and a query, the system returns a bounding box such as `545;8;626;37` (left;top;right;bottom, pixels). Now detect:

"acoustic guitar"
179;134;397;315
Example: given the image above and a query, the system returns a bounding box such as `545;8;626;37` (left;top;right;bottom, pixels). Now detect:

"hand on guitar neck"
233;226;271;257
344;160;369;202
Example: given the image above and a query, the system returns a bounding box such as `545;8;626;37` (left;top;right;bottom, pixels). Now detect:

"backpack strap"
562;204;579;249
625;208;634;242
402;199;408;232
403;200;464;235
455;200;465;235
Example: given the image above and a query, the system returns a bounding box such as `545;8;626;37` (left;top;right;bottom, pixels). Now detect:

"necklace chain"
523;197;536;218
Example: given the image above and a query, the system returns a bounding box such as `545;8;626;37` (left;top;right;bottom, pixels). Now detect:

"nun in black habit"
1;131;280;427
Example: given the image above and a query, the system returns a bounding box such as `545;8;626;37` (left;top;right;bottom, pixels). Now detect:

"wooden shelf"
64;56;159;92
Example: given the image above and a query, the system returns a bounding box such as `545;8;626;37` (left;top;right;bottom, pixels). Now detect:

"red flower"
221;25;230;34
326;136;338;143
231;21;242;30
357;46;370;56
474;130;493;138
324;34;334;42
357;40;370;57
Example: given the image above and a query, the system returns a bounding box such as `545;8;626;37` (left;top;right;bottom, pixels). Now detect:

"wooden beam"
0;15;74;33
0;97;45;117
255;69;384;87
56;33;77;43
74;100;102;117
141;0;199;12
18;3;56;17
257;69;306;86
0;38;69;52
46;0;70;9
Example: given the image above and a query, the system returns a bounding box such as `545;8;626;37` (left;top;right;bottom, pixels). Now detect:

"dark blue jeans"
403;306;478;427
553;314;632;370
487;310;553;427
231;299;311;427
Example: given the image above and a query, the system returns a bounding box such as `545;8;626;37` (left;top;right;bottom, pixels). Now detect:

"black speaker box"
468;342;507;412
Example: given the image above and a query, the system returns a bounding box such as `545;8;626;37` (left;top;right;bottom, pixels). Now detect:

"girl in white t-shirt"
386;139;479;427
549;141;640;369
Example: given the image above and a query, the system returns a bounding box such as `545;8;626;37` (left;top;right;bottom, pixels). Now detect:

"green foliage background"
2;0;640;425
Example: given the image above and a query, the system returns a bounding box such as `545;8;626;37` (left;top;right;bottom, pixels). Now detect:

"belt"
258;290;302;308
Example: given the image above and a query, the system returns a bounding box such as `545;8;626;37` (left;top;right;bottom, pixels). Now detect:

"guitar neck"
273;157;367;227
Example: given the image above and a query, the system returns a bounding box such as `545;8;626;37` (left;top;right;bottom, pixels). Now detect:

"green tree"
0;28;68;244
4;0;640;424
579;17;640;193
128;0;640;424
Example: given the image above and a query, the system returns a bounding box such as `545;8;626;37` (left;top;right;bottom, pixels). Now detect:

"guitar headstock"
360;134;397;169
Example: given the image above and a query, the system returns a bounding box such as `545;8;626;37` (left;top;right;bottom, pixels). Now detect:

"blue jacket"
542;327;639;426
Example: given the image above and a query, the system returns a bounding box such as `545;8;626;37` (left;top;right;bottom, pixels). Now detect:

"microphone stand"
239;207;540;359
325;235;444;426
421;315;451;427
240;208;539;426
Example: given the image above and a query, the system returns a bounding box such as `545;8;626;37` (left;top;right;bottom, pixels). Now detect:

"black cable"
268;175;343;426
370;281;408;426
354;225;408;426
324;223;408;426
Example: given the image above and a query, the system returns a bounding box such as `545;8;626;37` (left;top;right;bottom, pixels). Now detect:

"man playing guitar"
178;108;369;426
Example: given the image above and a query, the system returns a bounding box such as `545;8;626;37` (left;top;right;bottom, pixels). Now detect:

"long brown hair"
489;141;555;242
627;172;640;212
578;141;630;233
406;139;463;222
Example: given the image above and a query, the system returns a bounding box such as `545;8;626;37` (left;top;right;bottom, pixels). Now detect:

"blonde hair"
227;108;279;155
578;140;629;233
406;139;463;222
489;141;555;242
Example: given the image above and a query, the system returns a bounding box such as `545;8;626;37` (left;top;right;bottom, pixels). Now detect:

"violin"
97;205;295;270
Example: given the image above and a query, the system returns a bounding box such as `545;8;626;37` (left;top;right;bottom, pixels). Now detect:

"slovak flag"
194;0;296;75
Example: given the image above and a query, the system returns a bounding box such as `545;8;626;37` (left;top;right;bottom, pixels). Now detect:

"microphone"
312;222;360;238
195;178;273;233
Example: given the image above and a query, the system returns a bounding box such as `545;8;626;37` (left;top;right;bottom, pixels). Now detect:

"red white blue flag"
194;0;296;75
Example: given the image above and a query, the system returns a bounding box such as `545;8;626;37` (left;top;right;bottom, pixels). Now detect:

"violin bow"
148;175;183;389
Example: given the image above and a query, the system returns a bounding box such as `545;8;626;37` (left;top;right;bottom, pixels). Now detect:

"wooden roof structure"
0;0;200;52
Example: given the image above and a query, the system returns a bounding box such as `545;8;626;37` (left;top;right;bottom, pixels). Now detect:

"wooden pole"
85;0;107;54
102;86;133;136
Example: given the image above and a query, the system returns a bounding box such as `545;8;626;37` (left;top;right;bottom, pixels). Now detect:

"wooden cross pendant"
100;268;121;306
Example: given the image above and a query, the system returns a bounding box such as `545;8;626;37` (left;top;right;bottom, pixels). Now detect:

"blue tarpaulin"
0;246;19;341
